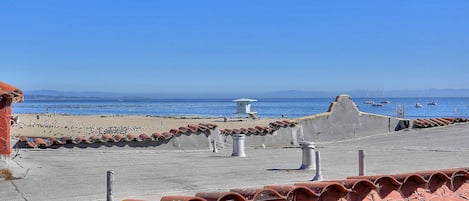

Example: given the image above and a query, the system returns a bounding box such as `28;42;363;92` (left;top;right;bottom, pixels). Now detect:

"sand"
10;113;285;138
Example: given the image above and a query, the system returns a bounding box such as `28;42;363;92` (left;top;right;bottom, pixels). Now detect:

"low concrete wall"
165;94;410;150
297;94;409;142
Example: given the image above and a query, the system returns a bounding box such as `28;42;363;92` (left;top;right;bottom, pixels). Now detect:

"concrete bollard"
311;151;323;181
107;170;114;201
359;150;365;176
231;134;246;157
299;141;315;170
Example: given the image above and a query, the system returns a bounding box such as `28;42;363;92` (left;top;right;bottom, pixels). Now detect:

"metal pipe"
299;141;315;170
311;151;323;181
231;134;246;157
359;150;365;176
107;170;114;201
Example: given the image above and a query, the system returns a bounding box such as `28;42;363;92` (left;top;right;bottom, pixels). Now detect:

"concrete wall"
297;94;409;142
157;94;410;150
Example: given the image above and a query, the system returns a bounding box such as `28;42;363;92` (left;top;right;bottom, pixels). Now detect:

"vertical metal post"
107;170;114;201
311;151;323;181
359;150;365;176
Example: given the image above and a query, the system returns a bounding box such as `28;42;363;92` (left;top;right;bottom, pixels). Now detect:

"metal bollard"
311;151;323;181
359;150;365;176
231;134;246;157
299;141;315;170
107;170;114;201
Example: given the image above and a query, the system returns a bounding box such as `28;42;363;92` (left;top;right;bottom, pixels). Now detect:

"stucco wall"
296;94;408;142
162;94;409;150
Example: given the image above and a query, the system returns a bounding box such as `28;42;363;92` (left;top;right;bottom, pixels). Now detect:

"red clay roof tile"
413;118;469;128
148;168;469;201
0;81;23;103
195;192;246;201
160;196;207;201
114;134;125;142
126;133;138;141
139;133;152;141
229;188;284;201
12;123;218;148
102;134;113;141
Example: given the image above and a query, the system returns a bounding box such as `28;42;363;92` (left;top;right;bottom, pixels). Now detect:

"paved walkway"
2;123;469;201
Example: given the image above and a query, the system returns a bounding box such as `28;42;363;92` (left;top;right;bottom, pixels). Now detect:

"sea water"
11;97;469;119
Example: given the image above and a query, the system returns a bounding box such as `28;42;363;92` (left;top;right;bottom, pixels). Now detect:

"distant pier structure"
233;98;257;118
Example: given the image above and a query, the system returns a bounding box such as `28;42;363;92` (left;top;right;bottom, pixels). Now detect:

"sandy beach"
10;113;285;138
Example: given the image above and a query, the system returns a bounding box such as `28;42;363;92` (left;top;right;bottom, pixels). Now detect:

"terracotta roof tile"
89;135;101;142
161;132;173;139
205;123;217;129
137;167;469;201
34;137;47;148
160;196;207;201
170;128;181;135
15;123;218;149
102;134;113;141
0;81;23;103
295;181;352;195
263;184;306;197
178;127;190;133
49;137;65;146
114;134;125;142
413;118;469;128
220;120;297;136
195;192;246;201
188;124;201;133
126;133;138;141
139;133;152;141
231;188;285;201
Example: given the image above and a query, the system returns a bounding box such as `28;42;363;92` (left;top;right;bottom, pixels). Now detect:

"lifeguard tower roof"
232;98;257;102
233;98;257;115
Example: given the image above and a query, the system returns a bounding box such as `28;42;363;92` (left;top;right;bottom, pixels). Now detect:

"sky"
1;0;468;95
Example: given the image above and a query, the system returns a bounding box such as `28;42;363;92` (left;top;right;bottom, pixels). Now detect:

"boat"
372;103;384;107
415;103;423;108
427;101;437;106
363;100;374;104
380;100;391;104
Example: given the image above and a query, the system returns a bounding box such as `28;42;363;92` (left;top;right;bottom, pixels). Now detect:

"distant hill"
23;88;469;100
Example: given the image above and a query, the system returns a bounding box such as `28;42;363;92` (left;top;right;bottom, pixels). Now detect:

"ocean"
11;97;469;119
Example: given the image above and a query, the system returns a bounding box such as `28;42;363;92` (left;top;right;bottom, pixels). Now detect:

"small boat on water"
380;100;391;104
372;103;384;107
427;101;437;105
415;103;423;108
363;100;374;104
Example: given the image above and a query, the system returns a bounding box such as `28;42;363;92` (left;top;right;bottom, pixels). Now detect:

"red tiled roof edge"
220;120;298;136
0;81;24;103
15;123;218;149
126;167;469;201
413;117;469;128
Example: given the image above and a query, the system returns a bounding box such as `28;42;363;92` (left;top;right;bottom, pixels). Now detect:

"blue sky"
1;0;468;94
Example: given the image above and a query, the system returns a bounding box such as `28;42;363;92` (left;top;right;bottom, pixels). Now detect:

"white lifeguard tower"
233;98;257;117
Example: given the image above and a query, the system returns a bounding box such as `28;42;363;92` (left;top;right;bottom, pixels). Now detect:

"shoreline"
14;112;228;119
